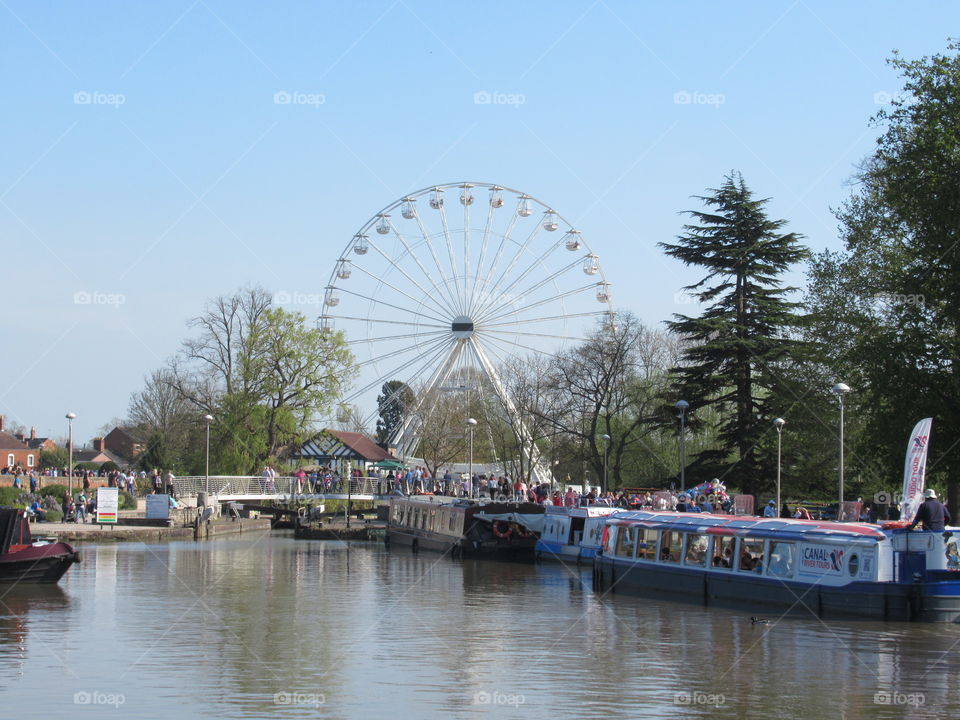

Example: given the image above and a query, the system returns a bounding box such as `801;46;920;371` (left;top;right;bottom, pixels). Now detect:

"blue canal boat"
593;510;960;622
536;504;622;563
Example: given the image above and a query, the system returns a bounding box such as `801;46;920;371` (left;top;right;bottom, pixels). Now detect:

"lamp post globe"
773;418;786;513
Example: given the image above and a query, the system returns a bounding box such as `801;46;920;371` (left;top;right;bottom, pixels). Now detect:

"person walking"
908;489;951;531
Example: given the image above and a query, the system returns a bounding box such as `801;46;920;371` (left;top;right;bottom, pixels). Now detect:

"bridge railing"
171;475;391;497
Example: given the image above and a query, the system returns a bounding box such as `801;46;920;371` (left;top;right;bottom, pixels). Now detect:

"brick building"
103;426;146;463
0;416;40;472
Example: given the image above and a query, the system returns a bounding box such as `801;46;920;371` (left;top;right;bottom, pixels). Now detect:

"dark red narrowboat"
0;507;80;584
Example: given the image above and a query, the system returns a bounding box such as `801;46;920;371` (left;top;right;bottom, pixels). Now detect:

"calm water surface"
1;535;958;719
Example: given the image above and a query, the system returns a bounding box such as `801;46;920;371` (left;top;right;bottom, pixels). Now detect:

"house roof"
107;426;147;443
73;448;130;466
0;431;31;451
27;437;52;450
298;429;397;463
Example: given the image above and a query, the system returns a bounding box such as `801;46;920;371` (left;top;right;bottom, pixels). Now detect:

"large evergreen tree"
660;172;808;494
375;380;413;448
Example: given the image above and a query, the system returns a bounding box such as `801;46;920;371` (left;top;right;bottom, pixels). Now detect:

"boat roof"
607;510;886;544
544;504;621;517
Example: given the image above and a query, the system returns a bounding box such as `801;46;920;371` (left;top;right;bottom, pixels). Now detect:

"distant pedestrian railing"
172;475;390;497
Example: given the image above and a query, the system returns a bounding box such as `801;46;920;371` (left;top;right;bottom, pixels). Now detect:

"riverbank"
36;517;272;543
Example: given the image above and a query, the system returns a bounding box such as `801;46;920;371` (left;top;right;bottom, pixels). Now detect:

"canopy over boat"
606;510;886;546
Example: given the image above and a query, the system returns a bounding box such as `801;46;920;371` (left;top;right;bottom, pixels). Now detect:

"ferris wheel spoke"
347;328;450;345
335;286;450;325
482;328;590;342
477;283;604;326
437;200;464;315
325;315;447;330
344;334;454;399
353;330;451;370
355;341;451;429
412;209;462;316
470;221;546;320
363;233;458;318
475;205;520;313
482;309;610;329
479;331;557;362
470;202;497;315
472;254;583;325
348;256;452;320
463;187;471;316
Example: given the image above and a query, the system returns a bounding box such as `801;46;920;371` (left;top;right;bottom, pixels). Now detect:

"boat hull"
0;543;81;584
387;527;536;561
592;557;955;622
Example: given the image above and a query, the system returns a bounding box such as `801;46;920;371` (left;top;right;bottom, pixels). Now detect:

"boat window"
768;541;795;578
738;538;765;574
420;510;427;530
615;526;637;558
411;509;419;528
659;530;682;563
711;536;735;569
636;529;658;560
848;553;859;577
448;512;456;531
684;534;708;566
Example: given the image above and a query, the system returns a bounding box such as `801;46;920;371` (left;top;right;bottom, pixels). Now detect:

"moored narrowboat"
0;507;80;584
386;496;544;561
536;504;622;562
593;510;960;622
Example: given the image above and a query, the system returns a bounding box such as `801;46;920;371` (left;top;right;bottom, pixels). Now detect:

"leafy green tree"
130;286;356;474
660;172;809;495
807;42;960;508
40;446;68;469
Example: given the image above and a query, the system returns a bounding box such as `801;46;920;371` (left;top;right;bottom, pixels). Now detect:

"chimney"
30;427;36;440
94;437;105;452
0;415;4;432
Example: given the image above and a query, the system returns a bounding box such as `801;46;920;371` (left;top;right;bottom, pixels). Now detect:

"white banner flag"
901;418;933;523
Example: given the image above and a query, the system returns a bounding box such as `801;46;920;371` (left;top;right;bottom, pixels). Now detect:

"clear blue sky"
1;1;954;444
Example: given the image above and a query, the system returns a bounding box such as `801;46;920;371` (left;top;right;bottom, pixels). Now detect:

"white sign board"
145;494;170;520
97;487;119;524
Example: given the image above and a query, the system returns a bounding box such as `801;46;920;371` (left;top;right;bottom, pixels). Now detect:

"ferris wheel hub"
451;315;475;338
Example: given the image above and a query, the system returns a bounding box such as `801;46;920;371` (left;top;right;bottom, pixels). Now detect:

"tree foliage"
659;172;809;494
806;42;960;506
126;286;356;474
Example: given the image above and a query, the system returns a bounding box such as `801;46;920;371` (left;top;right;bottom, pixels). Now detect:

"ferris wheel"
322;181;615;466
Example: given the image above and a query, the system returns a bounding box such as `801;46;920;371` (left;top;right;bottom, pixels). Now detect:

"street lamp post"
601;434;610;494
204;414;214;494
466;418;477;498
774;418;786;514
675;400;689;491
832;383;851;521
65;412;76;498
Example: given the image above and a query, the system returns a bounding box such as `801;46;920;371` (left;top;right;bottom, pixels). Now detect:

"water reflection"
0;538;957;719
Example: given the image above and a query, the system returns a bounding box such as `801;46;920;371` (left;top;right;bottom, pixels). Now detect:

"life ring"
492;520;513;538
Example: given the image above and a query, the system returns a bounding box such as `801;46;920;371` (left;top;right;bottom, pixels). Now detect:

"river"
1;535;957;719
